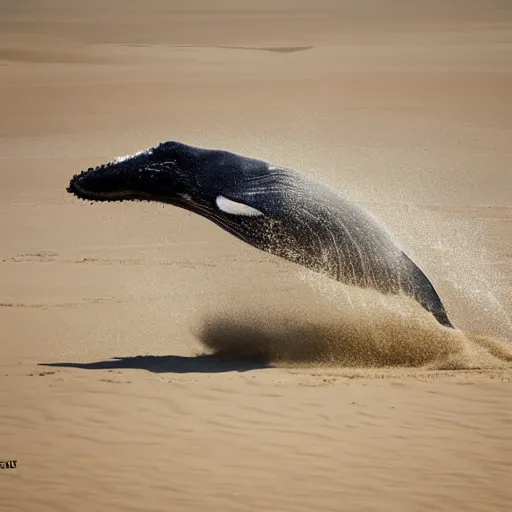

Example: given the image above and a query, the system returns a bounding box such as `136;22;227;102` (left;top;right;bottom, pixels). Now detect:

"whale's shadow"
39;354;270;374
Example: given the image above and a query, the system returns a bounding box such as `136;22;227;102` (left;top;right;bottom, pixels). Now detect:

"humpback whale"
67;141;453;328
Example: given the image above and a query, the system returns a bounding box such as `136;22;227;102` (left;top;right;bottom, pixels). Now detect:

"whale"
67;141;453;328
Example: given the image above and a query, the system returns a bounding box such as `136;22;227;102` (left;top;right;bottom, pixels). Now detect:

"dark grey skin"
68;141;453;328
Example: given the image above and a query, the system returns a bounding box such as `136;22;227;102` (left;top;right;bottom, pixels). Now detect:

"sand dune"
1;1;511;511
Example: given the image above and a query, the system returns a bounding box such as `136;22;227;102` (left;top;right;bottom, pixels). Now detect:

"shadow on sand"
39;354;270;374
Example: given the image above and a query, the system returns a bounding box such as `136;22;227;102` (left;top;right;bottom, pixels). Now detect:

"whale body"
68;141;453;328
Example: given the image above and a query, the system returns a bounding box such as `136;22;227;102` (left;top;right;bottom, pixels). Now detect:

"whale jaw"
68;156;142;202
67;173;144;202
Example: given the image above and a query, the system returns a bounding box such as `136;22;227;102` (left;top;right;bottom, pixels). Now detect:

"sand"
1;1;512;510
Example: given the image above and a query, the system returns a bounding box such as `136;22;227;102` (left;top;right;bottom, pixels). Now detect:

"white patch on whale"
115;148;154;163
216;195;264;217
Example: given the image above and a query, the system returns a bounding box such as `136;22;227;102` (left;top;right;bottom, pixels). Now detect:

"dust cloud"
195;276;512;369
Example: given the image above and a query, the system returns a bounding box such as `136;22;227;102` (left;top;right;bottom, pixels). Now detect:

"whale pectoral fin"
215;195;264;217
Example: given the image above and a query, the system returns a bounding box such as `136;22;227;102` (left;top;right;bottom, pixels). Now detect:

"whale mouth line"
67;179;144;202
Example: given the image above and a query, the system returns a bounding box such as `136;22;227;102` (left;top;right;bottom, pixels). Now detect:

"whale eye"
215;195;263;217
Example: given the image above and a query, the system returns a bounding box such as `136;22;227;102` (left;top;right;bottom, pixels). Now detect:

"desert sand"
1;1;512;510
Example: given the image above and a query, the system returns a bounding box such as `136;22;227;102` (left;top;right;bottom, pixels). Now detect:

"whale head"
67;141;305;246
71;141;265;202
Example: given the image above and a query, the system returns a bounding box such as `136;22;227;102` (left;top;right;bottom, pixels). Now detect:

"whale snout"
67;147;188;203
67;163;144;201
